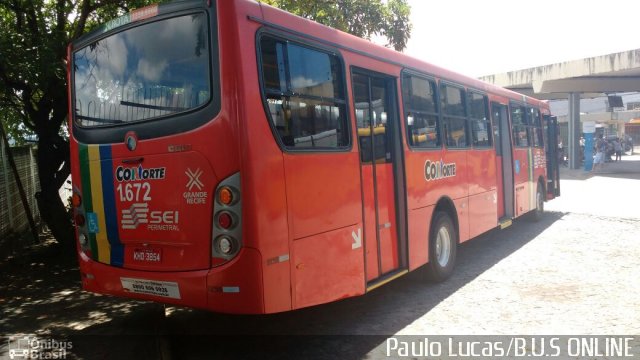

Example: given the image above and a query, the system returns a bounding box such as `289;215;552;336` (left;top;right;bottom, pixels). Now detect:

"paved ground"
1;154;639;359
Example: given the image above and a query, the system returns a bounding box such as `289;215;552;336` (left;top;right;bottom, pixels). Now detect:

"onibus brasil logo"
7;335;72;359
424;159;456;181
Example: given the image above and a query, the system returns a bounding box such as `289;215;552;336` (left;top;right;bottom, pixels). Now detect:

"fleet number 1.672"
117;182;151;202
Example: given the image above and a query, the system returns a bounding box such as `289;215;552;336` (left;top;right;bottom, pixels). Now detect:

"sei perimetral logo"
425;159;456;181
7;335;72;359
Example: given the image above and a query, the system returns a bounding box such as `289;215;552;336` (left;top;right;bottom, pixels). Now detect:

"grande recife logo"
424;159;456;181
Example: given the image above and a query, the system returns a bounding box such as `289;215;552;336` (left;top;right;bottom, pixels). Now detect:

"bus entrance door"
492;102;515;221
544;115;560;198
352;71;403;282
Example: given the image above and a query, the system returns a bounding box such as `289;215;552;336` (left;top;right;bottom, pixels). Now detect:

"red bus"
68;0;560;314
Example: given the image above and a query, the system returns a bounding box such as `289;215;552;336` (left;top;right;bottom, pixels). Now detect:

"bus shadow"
163;211;565;359
52;211;565;359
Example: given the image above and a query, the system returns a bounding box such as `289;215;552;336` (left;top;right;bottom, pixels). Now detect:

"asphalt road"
2;155;639;359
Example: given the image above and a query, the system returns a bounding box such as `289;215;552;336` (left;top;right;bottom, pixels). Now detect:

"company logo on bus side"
424;159;457;181
116;165;166;182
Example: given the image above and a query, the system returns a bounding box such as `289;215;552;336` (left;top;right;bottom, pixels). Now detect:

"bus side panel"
291;224;365;309
206;248;264;314
403;149;469;242
407;206;434;271
283;153;363;309
361;165;379;281
283;153;362;240
512;148;531;217
532;147;547;195
231;1;293;313
467;149;498;238
494;156;505;218
468;191;498;238
403;150;467;209
447;151;469;242
375;164;400;274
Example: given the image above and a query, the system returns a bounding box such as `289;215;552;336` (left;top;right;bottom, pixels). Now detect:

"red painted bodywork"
68;0;555;314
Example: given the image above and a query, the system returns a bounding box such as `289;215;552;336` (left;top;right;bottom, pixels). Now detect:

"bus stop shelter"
479;49;640;169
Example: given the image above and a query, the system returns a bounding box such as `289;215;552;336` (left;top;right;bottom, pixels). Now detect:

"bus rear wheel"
531;183;544;222
426;211;457;282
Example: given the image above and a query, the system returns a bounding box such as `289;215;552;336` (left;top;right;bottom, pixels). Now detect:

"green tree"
0;0;154;246
261;0;412;51
0;0;411;247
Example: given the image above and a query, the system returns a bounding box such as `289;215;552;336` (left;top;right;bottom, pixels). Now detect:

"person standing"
614;138;622;161
592;134;605;172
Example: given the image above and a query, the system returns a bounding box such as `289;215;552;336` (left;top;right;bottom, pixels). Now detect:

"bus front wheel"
426;211;457;282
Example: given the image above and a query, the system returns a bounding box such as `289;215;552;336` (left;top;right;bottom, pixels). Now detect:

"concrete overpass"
479;49;640;169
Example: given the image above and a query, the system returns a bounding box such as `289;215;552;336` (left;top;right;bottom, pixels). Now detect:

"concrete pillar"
568;93;581;169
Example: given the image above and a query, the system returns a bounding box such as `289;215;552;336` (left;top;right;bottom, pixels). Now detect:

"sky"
392;0;640;78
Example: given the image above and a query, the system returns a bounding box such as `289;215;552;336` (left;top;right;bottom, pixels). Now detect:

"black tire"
426;211;457;282
530;183;544;222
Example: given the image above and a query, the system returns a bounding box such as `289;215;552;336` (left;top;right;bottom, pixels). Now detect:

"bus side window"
468;92;492;148
401;73;441;149
531;107;544;148
511;104;529;147
441;84;468;148
259;35;349;150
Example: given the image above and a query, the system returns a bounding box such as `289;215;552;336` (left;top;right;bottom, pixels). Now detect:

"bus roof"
248;0;547;108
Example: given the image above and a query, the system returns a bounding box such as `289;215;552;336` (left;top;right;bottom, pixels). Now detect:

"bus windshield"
73;13;211;127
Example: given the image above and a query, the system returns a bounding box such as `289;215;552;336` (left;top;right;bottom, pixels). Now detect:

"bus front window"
73;13;211;126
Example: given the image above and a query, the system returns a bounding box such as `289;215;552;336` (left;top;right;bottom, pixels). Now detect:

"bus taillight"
212;173;241;266
218;187;234;205
217;212;233;229
72;193;82;207
214;236;235;255
74;213;86;226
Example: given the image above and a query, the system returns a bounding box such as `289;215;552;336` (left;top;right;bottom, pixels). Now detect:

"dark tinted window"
73;14;211;126
531;107;544;148
511;104;529;147
260;36;348;149
402;74;440;148
468;92;491;147
441;84;468;148
354;74;393;163
288;45;344;99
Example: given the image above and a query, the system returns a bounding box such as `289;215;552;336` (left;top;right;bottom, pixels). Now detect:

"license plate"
120;277;181;299
133;248;162;262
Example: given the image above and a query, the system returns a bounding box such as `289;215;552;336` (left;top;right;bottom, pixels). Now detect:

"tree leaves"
261;0;412;51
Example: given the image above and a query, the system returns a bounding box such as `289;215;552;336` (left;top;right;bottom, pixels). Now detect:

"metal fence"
0;142;41;242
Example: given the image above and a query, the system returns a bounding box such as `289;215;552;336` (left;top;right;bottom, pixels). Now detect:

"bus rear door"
492;102;515;223
352;69;406;284
544;115;561;198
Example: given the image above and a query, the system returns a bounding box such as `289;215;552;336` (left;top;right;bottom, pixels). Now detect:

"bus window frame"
400;69;442;152
510;101;530;148
466;89;493;149
255;28;353;154
530;107;544;149
70;6;221;144
439;80;470;150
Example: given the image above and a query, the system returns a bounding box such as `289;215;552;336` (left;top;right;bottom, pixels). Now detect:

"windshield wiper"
120;100;188;112
76;114;124;124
